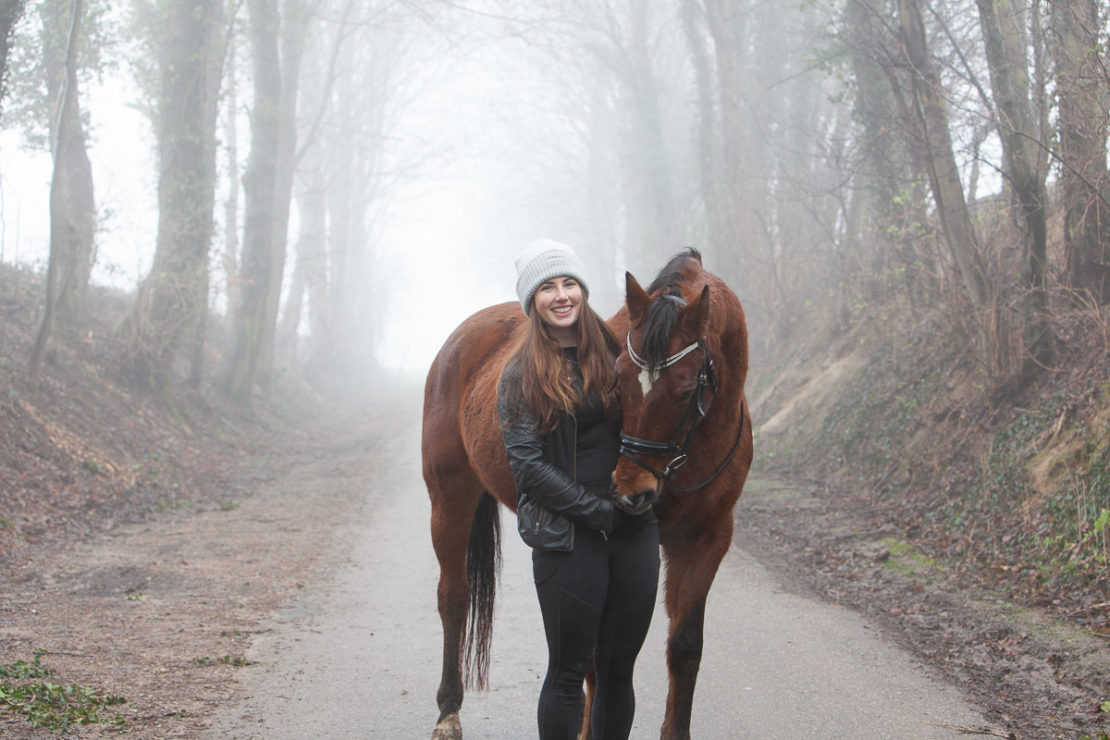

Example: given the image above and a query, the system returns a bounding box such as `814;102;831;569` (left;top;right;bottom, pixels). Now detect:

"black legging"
531;519;660;739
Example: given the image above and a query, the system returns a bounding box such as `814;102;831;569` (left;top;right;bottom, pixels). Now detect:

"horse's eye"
678;388;696;403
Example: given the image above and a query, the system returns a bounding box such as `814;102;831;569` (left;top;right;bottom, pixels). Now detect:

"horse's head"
612;268;717;509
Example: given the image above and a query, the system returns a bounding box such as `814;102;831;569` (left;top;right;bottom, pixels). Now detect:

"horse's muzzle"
612;473;661;516
612;491;651;516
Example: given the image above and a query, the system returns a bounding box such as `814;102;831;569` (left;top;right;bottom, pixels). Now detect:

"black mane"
640;248;702;369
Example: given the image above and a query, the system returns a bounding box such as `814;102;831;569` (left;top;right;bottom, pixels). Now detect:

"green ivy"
0;654;126;731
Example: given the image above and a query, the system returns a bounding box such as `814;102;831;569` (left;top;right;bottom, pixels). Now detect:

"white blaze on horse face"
638;367;657;397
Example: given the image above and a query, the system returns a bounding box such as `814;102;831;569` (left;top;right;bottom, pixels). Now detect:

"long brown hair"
510;299;620;433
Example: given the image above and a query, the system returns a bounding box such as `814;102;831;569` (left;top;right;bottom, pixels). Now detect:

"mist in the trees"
0;0;1106;399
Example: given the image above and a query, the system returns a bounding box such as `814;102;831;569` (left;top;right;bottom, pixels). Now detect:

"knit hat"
514;239;590;314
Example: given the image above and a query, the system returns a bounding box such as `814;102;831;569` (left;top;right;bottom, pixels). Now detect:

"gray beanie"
514;239;590;314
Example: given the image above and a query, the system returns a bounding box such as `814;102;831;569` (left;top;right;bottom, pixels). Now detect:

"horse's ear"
625;272;650;322
684;284;711;335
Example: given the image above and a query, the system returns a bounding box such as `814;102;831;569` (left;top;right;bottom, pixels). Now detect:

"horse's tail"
464;491;501;690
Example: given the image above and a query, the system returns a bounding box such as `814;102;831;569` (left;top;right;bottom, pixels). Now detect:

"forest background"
0;0;1108;708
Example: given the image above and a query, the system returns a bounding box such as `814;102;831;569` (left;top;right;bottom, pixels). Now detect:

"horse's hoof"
431;712;462;740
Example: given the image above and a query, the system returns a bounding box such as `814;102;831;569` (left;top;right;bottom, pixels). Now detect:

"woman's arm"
498;384;616;534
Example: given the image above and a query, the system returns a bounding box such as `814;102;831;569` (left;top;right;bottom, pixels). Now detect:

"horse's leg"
658;518;733;740
428;472;483;740
578;666;597;740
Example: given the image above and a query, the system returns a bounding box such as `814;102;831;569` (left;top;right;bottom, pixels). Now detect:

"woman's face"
533;276;583;345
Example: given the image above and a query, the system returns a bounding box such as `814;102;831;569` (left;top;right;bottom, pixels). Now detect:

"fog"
3;1;650;380
0;0;1092;397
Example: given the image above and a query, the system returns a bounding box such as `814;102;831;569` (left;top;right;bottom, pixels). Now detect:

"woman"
497;239;660;739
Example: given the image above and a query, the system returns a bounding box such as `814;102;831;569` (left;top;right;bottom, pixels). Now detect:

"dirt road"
200;392;997;739
0;387;1067;738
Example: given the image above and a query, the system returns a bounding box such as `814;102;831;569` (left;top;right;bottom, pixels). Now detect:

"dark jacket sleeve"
498;377;616;535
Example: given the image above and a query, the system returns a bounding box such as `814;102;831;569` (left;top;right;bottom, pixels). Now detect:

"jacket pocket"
517;497;573;551
517;495;540;536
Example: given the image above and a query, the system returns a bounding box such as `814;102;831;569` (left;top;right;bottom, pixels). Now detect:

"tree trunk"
277;36;327;378
896;0;989;313
28;0;82;383
117;0;222;394
299;153;329;380
1050;0;1110;304
702;0;752;298
314;61;351;392
315;25;384;395
51;87;95;326
592;0;676;264
704;0;811;346
222;5;241;327
309;31;358;393
576;0;677;265
679;0;722;258
275;245;306;372
976;0;1052;378
41;0;95;331
846;0;929;305
257;0;309;396
221;0;282;408
185;4;231;392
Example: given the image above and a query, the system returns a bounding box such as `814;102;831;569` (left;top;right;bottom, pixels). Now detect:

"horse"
422;248;752;740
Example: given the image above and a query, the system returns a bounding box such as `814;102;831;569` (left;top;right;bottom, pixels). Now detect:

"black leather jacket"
498;357;617;551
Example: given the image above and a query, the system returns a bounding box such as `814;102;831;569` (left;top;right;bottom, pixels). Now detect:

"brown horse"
422;249;752;740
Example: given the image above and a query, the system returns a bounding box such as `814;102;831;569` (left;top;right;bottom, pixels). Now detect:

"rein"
619;332;744;493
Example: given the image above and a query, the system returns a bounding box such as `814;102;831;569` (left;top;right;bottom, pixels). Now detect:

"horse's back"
422;302;525;506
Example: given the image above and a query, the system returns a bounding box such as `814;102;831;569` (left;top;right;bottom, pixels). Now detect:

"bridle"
619;329;745;493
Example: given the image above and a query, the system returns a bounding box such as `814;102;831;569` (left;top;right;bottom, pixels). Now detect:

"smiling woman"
532;276;583;346
421;239;661;740
500;240;660;740
514;237;589;348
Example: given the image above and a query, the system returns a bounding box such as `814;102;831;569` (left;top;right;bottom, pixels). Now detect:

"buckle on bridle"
663;453;688;477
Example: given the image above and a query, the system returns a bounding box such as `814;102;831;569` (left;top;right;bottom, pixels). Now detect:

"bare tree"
844;0;932;308
613;0;679;260
3;0;115;309
314;11;390;393
117;0;225;394
255;0;316;395
678;0;720;252
893;0;991;319
697;0;748;275
976;0;1052;377
40;0;96;327
287;1;470;394
690;0;846;349
1049;0;1109;305
274;22;328;375
222;0;330;406
28;0;83;382
221;0;282;407
275;138;325;376
219;0;243;325
481;0;687;268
